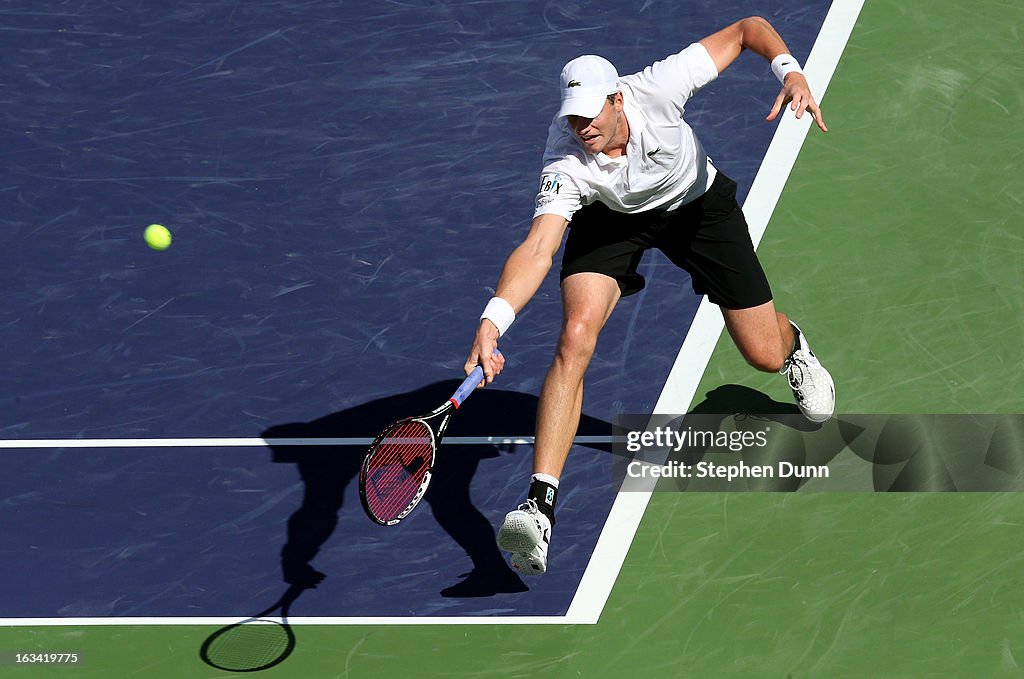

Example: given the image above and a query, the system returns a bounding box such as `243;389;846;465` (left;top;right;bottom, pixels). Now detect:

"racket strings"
365;420;433;520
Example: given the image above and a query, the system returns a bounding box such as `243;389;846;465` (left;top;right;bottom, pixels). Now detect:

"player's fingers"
483;344;503;384
808;101;828;132
766;92;787;121
479;353;493;385
465;350;487;387
470;367;486;388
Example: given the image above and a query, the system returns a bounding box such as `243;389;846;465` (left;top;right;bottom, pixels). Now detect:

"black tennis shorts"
559;172;772;310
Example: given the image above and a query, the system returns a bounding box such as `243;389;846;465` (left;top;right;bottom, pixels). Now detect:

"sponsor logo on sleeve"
536;172;563;211
539;172;563;195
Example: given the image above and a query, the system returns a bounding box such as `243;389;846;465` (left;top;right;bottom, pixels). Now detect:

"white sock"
531;472;559;488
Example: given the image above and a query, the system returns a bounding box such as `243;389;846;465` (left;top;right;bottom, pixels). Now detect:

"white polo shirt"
534;42;720;220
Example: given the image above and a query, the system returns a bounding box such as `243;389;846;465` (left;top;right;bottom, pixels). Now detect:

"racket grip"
451;349;503;408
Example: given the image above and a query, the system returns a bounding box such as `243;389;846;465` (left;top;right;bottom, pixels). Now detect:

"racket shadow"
199;583;304;673
262;381;613;598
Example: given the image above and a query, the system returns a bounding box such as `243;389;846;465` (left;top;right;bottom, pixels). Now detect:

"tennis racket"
199;585;302;672
359;350;502;526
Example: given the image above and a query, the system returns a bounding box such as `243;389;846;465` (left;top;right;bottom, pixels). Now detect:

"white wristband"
771;53;803;84
480;297;515;336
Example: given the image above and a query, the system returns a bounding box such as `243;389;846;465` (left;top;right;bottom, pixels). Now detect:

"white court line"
0;436;612;449
1;0;863;628
11;616;575;628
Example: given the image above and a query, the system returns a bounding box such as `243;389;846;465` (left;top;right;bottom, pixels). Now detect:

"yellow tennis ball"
144;224;172;251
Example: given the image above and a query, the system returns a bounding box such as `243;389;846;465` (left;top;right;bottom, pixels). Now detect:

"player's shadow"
659;383;806;464
688;384;802;420
262;382;612;598
650;384;825;491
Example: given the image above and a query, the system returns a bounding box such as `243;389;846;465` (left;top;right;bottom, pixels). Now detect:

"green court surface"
4;1;1023;677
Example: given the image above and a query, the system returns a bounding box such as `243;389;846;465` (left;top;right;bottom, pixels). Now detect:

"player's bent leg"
499;272;621;576
721;301;835;422
721;301;792;372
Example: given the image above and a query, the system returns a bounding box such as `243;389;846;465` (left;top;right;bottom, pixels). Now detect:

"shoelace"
518;498;540;514
783;354;810;392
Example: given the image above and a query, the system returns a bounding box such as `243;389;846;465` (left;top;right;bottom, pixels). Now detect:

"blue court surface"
2;1;829;620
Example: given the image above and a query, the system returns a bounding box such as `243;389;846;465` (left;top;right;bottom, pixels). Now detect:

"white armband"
480;297;515;336
771;54;803;84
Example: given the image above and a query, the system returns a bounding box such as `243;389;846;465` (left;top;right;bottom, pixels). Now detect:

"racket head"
359;415;440;526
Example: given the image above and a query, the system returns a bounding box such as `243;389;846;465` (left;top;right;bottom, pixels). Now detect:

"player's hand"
465;320;505;387
767;72;827;132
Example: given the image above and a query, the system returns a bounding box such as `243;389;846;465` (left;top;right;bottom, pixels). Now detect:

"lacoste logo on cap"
567;79;581;87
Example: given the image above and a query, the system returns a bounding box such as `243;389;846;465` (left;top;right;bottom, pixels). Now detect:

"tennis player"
465;17;835;576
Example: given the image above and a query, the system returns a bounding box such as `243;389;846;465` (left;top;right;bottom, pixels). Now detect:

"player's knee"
556;318;600;363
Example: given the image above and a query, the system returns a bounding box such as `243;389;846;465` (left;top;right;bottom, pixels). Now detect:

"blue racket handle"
451;349;503;408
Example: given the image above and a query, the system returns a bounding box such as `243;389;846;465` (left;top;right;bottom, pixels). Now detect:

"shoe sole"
510;552;546;576
497;512;541;552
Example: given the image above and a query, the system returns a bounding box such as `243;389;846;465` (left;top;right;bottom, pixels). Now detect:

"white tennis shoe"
497;499;551;576
782;323;835;423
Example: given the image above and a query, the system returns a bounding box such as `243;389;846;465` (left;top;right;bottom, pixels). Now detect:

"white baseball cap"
557;55;619;118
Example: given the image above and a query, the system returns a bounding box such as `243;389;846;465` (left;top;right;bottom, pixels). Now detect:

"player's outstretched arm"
466;213;569;385
699;16;827;132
